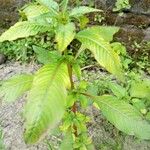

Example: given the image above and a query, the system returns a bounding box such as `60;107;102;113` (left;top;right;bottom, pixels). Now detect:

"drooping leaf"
33;45;61;64
95;95;150;139
130;79;150;99
55;23;75;52
37;0;59;12
60;132;74;150
86;26;120;42
0;21;51;42
76;27;123;80
69;6;102;17
24;63;70;143
0;74;33;102
60;0;69;12
22;4;50;20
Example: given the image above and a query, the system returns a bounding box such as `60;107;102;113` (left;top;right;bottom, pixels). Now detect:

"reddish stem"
67;64;77;136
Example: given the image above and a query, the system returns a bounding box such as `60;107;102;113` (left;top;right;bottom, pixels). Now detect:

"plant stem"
67;63;78;136
67;64;74;90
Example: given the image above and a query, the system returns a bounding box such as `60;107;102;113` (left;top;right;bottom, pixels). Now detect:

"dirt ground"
0;61;150;150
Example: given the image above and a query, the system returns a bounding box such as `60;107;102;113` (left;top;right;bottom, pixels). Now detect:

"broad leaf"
69;6;102;17
76;27;123;80
86;26;120;42
37;0;59;13
24;63;70;143
22;4;50;20
0;75;33;102
130;79;150;99
55;23;75;52
95;95;150;139
60;0;69;12
33;45;61;64
0;21;51;42
28;12;56;24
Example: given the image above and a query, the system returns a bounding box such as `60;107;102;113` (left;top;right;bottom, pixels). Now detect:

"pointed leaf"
95;95;150;139
0;74;33;102
0;21;51;42
55;23;76;52
60;0;69;12
86;26;120;42
22;4;50;20
37;0;59;12
76;27;123;80
69;6;102;17
33;45;61;64
24;63;70;143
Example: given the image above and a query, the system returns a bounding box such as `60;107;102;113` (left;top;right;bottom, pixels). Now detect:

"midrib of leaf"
97;98;142;120
77;34;115;62
26;62;66;140
3;79;33;88
36;62;64;103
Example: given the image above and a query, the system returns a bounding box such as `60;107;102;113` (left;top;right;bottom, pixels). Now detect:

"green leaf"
132;98;146;114
76;27;123;80
60;0;69;12
79;16;89;29
87;26;120;42
130;79;150;99
66;93;76;108
37;0;59;12
95;95;150;139
72;63;81;80
55;23;76;52
22;4;50;20
60;132;74;150
0;74;33;102
146;112;150;121
113;0;131;12
0;21;51;42
33;45;61;64
24;62;70;143
111;42;127;55
108;82;126;98
69;6;102;17
86;143;95;150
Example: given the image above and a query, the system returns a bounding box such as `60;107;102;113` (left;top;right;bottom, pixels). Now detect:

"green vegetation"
113;0;131;12
0;0;150;149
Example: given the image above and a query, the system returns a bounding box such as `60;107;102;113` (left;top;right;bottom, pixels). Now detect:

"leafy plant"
113;0;131;12
0;0;150;149
0;33;54;62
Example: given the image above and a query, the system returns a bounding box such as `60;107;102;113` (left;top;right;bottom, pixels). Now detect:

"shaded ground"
0;61;150;150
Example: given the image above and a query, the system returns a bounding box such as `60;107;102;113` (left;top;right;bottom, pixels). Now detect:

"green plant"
0;32;55;62
113;0;131;12
0;0;150;149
